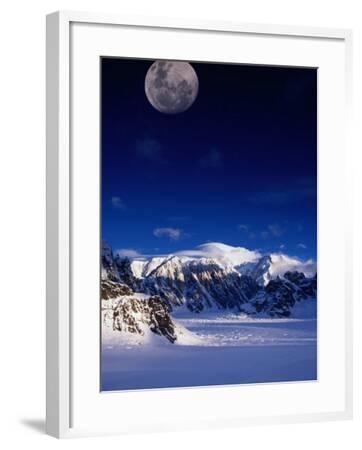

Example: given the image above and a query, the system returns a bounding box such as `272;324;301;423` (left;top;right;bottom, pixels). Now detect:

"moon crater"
145;60;199;114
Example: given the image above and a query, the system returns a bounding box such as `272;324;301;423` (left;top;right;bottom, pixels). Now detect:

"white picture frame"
46;10;353;438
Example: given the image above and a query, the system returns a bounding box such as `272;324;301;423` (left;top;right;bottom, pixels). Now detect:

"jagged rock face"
101;279;133;300
141;256;259;312
247;271;317;317
101;241;120;282
148;296;177;342
284;271;317;298
236;254;316;287
113;256;138;290
235;255;272;285
101;250;177;342
249;255;273;286
101;241;138;290
112;295;177;343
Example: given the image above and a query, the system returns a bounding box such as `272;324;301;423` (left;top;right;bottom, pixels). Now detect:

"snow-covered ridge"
101;279;202;346
128;242;316;286
101;241;317;345
269;253;316;278
104;241;316;311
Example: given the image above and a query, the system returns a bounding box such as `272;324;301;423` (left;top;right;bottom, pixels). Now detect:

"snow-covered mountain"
128;242;316;287
101;279;179;343
244;271;317;318
141;255;259;312
101;241;137;288
237;253;316;287
101;241;317;342
129;243;261;279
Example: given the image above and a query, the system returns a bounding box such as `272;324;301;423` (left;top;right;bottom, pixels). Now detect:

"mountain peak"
269;253;316;279
175;242;261;267
101;242;317;318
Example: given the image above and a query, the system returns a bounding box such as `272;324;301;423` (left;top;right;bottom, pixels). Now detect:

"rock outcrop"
246;271;317;317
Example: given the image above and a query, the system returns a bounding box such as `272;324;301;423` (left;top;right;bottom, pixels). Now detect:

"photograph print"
101;57;317;391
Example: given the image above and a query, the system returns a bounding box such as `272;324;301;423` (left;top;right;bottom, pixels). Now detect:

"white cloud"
267;224;284;237
115;249;141;258
153;227;183;241
260;224;284;239
270;254;316;278
175;242;261;266
297;243;307;249
111;196;126;210
237;224;249;232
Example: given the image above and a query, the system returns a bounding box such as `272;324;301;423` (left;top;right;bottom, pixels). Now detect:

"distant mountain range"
101;241;317;343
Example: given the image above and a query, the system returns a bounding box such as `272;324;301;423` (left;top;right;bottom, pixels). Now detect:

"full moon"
145;60;199;114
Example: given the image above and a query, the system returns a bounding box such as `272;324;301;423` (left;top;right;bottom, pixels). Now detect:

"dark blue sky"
102;58;317;260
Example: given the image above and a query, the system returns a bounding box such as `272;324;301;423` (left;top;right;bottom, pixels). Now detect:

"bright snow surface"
101;313;317;391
